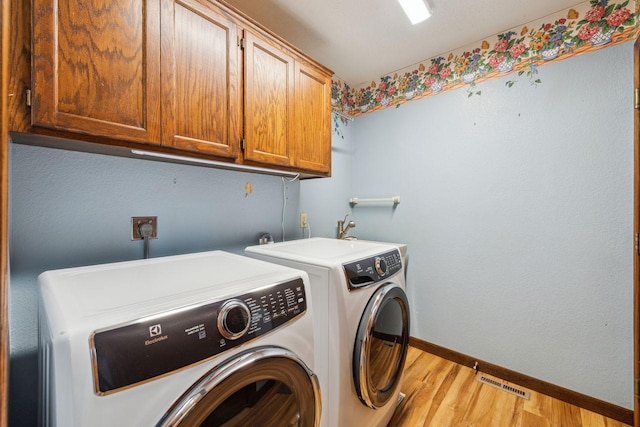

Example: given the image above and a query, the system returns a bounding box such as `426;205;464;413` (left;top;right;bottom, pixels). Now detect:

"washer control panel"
343;249;403;290
90;277;306;395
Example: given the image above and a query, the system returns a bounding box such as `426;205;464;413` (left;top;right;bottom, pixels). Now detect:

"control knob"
374;257;388;276
217;300;251;340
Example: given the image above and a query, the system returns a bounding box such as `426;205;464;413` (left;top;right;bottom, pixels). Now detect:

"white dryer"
246;238;410;427
38;251;321;426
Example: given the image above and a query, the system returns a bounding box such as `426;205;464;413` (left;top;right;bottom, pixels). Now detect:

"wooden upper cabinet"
32;0;161;143
28;0;332;176
161;0;241;158
293;62;331;174
243;29;295;167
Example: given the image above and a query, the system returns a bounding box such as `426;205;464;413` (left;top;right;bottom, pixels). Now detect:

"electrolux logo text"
145;323;168;346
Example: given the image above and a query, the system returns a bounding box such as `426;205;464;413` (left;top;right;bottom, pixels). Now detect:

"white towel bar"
349;196;400;205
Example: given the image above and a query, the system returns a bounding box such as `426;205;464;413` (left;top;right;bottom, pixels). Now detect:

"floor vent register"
475;372;531;400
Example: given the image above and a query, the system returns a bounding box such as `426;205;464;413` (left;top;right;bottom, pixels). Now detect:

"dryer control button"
217;300;251;340
375;257;388;276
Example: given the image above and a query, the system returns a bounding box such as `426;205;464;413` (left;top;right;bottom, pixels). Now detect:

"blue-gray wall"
302;41;634;409
8;143;301;425
299;118;355;238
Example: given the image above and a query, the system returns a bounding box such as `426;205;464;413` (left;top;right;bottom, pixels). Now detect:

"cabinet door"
243;30;294;167
161;0;241;158
293;62;331;175
32;0;161;143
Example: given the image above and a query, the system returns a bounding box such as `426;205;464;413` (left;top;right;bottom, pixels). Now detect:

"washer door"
353;283;410;409
157;346;321;427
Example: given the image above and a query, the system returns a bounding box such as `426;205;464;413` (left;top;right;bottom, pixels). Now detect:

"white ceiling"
223;0;584;86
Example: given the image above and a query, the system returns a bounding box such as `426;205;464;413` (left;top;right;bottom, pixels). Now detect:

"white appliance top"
245;237;398;267
39;251;305;327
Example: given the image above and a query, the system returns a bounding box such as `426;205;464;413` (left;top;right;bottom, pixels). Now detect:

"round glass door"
158;346;321;427
353;284;410;409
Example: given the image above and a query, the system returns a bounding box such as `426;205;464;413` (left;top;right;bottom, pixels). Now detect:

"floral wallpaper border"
331;0;637;119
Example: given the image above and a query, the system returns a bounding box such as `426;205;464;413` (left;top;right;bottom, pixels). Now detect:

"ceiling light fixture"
398;0;432;25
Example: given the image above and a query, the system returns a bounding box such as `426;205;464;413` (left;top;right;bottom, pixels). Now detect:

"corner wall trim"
409;337;633;425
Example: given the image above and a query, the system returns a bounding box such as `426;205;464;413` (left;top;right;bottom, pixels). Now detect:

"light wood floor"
388;347;629;427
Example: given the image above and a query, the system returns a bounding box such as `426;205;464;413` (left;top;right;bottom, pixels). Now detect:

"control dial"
374;257;388;276
217;300;251;340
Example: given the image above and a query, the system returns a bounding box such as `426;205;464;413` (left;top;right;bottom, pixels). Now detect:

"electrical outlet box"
131;216;158;240
300;213;308;229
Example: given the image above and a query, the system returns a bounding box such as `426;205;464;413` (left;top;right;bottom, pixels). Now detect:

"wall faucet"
337;214;356;239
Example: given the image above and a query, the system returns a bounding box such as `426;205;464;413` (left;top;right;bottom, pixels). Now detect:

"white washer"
38;251;321;427
246;238;410;427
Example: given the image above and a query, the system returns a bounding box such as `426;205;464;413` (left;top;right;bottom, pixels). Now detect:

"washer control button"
217;300;251;340
375;257;388;276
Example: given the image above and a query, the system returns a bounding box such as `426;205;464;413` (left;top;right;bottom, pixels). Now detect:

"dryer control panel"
343;249;403;290
90;277;306;395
